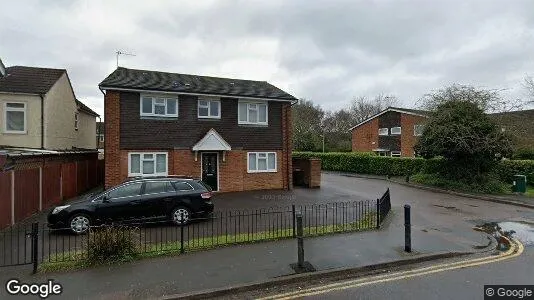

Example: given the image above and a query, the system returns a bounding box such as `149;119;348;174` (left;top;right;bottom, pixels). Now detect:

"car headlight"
52;205;70;214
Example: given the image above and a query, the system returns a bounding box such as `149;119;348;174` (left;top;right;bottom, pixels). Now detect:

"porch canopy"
192;128;231;161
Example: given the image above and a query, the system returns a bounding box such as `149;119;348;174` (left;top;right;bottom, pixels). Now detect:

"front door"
202;153;218;191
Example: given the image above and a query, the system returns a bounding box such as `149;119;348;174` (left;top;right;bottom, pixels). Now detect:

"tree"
524;75;534;103
415;86;513;181
322;109;354;152
292;99;324;151
350;94;398;123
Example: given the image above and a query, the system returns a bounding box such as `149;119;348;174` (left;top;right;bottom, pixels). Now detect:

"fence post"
31;222;39;274
296;212;304;268
180;212;185;254
292;204;296;238
376;199;380;229
404;205;411;252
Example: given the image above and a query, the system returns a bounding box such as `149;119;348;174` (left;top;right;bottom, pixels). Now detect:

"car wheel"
171;207;191;225
69;213;91;234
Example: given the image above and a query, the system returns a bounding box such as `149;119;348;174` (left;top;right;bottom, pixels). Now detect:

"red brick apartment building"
99;67;297;192
350;107;428;157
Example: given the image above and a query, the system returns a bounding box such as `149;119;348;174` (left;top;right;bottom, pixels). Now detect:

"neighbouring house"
0;59;99;150
99;67;297;191
96;121;104;148
350;106;534;157
350;107;428;157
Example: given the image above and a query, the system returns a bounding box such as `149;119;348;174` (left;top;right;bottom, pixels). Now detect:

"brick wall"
104;90;121;188
400;114;427;157
351;119;379;152
281;103;293;190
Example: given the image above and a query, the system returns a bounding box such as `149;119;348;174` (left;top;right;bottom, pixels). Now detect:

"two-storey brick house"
350;107;428;157
99;67;297;192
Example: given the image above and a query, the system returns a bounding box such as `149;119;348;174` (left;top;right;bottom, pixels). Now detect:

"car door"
171;181;199;212
95;182;144;223
139;181;176;220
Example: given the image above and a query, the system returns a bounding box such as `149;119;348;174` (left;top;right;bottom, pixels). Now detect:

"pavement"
2;172;534;299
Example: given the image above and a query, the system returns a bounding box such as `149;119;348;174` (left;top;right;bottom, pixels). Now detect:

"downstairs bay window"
128;152;168;176
247;152;277;173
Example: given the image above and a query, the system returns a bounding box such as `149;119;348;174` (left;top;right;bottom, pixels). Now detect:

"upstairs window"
414;124;424;136
98;134;104;142
4;102;26;133
238;101;268;125
378;128;388;136
391;151;401;157
140;95;178;117
198;98;221;118
390;127;401;135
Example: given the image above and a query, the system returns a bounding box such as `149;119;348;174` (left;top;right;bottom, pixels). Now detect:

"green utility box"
512;175;527;193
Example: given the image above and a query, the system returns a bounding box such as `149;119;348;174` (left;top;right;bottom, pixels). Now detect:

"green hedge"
293;152;534;184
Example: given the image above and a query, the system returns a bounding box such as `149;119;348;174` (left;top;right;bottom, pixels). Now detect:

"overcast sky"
1;0;533;117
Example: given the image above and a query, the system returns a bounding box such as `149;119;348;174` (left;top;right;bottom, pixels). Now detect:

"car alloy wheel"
172;207;191;225
70;215;90;234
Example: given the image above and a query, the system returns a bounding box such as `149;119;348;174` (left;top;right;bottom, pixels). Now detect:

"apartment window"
198;99;221;118
391;151;401;157
378;128;388;136
4;102;26;133
140;95;178;117
238;101;268;125
414;124;424;136
390;127;401;135
248;152;277;173
74;112;79;131
98;134;104;142
128;152;168;177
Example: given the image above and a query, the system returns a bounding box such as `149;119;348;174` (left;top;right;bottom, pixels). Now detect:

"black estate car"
48;177;214;234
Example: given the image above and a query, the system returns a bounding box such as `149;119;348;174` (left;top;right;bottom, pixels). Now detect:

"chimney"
0;58;5;77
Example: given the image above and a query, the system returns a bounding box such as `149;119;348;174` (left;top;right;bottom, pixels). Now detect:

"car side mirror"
102;195;111;203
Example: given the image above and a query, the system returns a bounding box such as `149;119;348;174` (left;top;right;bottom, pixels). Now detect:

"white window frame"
238;101;268;125
98;134;104;142
128;152;168;177
378;128;388;136
391;151;401;157
414;124;424;136
4;102;27;134
197;98;221;119
74;112;79;131
390;127;402;135
139;94;178;118
247;152;277;173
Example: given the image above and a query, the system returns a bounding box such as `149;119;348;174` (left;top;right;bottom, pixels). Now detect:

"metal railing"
1;197;393;271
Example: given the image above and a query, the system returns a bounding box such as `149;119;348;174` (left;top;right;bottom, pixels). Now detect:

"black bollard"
296;212;304;268
404;205;411;252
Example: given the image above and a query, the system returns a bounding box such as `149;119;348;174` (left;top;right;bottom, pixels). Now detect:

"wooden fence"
0;158;104;229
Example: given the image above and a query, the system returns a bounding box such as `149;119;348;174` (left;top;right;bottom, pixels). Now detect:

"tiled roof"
76;99;99;117
0;66;65;94
99;67;297;101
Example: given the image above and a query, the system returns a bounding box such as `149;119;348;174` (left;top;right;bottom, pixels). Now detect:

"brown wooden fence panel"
14;169;39;222
88;159;97;189
76;160;88;193
61;162;77;200
0;172;11;229
43;163;61;208
97;160;104;185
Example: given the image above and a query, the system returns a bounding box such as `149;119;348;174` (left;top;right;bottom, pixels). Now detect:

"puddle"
474;221;534;248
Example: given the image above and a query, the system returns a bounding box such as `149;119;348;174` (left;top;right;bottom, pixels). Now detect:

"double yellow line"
259;238;524;300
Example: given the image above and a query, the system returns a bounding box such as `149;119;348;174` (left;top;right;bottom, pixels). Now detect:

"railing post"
180;212;185;254
404;205;411;253
291;205;296;238
31;222;39;274
296;212;304;268
376;199;380;229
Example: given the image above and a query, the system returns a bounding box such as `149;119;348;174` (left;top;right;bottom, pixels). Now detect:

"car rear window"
144;181;173;194
173;181;194;191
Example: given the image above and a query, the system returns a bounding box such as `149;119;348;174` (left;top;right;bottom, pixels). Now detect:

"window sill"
198;117;221;121
140;116;178;121
238;123;269;128
3;130;27;135
247;170;277;174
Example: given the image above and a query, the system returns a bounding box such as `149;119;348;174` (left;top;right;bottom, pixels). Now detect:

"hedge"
293;152;534;184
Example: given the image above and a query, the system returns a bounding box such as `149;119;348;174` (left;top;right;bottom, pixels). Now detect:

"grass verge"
410;173;511;194
39;215;376;273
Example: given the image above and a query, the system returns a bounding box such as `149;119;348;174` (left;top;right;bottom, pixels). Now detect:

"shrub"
512;148;534;160
86;226;139;265
411;173;509;194
495;160;534;184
